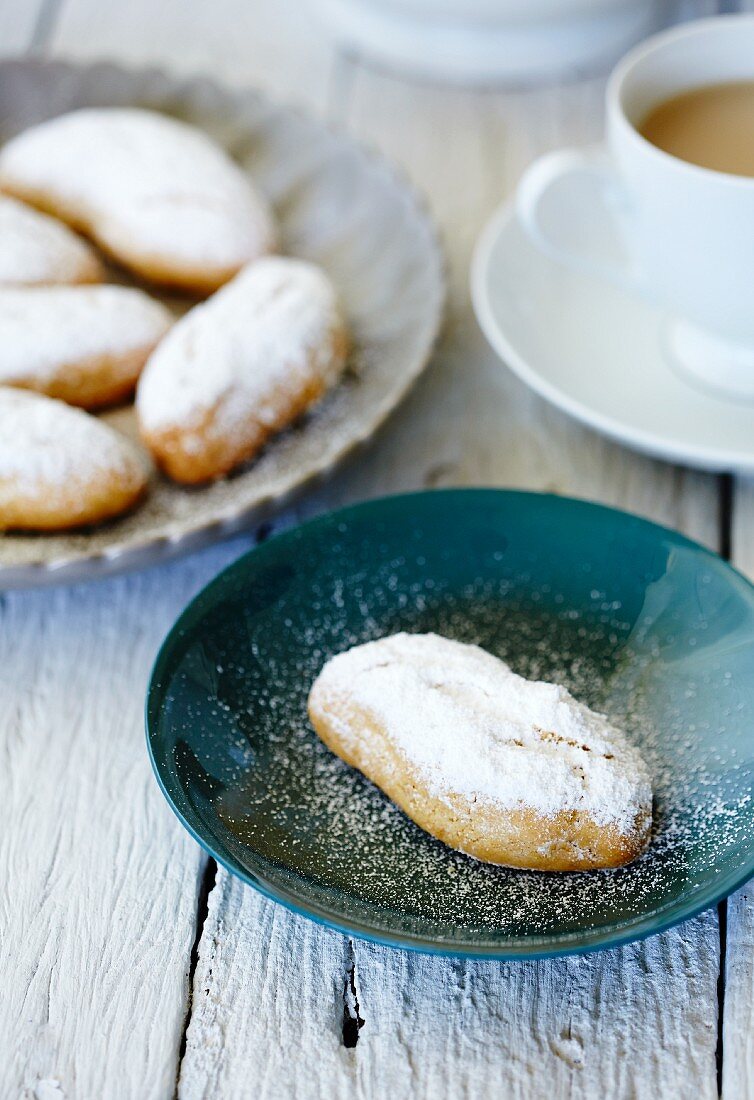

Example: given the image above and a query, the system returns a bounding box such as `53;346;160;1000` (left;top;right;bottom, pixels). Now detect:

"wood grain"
1;0;745;1096
722;478;754;1100
0;7;347;1100
348;918;718;1099
0;539;252;1099
178;873;356;1100
179;39;722;1100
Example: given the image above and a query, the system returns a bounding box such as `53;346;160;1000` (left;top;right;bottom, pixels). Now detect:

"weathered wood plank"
178;873;356;1100
350;919;718;1099
2;1;731;1097
339;62;720;1100
0;538;254;1100
316;69;720;541
722;478;754;1100
0;5;346;1100
179;52;722;1100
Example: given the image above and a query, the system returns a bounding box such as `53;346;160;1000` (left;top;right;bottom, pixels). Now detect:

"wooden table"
3;1;754;1096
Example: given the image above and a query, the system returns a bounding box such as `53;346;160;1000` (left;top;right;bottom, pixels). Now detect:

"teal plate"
146;490;754;958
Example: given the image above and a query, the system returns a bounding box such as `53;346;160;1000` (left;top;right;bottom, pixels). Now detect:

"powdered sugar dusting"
137;257;346;438
170;555;754;945
0;286;172;387
0;108;276;271
0;195;100;286
311;632;652;836
0;388;145;496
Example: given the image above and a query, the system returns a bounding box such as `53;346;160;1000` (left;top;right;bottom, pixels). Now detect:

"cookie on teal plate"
146;489;754;958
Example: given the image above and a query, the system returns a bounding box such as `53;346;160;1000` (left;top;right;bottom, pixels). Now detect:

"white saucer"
471;202;754;474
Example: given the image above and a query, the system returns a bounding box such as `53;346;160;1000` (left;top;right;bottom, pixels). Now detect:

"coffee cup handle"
516;148;640;293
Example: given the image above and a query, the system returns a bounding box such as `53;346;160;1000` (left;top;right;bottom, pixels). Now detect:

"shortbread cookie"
308;633;652;872
137;257;348;483
0;195;102;286
0;388;148;530
0;285;172;409
0;108;276;294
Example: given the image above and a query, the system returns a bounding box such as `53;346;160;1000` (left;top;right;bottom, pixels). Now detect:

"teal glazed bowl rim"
146;489;754;959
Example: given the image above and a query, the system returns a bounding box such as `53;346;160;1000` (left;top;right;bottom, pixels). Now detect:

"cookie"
136;257;348;484
0;388;148;531
0;285;172;409
0;108;276;294
0;194;102;286
308;633;652;872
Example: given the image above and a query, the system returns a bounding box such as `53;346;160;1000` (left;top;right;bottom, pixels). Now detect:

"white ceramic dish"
471;200;754;474
0;58;444;589
311;0;658;84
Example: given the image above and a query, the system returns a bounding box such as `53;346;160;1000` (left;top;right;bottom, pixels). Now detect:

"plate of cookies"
147;489;754;958
0;59;443;587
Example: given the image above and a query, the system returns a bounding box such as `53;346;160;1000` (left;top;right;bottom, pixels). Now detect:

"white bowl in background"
311;0;660;84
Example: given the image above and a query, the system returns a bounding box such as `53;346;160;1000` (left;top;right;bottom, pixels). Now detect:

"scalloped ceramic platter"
0;59;444;589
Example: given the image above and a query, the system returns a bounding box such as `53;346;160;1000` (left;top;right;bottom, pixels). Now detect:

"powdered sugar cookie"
0;108;276;294
0;388;148;530
0;195;102;286
0;285;172;409
308;632;653;871
136;257;348;484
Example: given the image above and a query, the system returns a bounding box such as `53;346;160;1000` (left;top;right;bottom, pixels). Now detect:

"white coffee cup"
516;15;754;399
